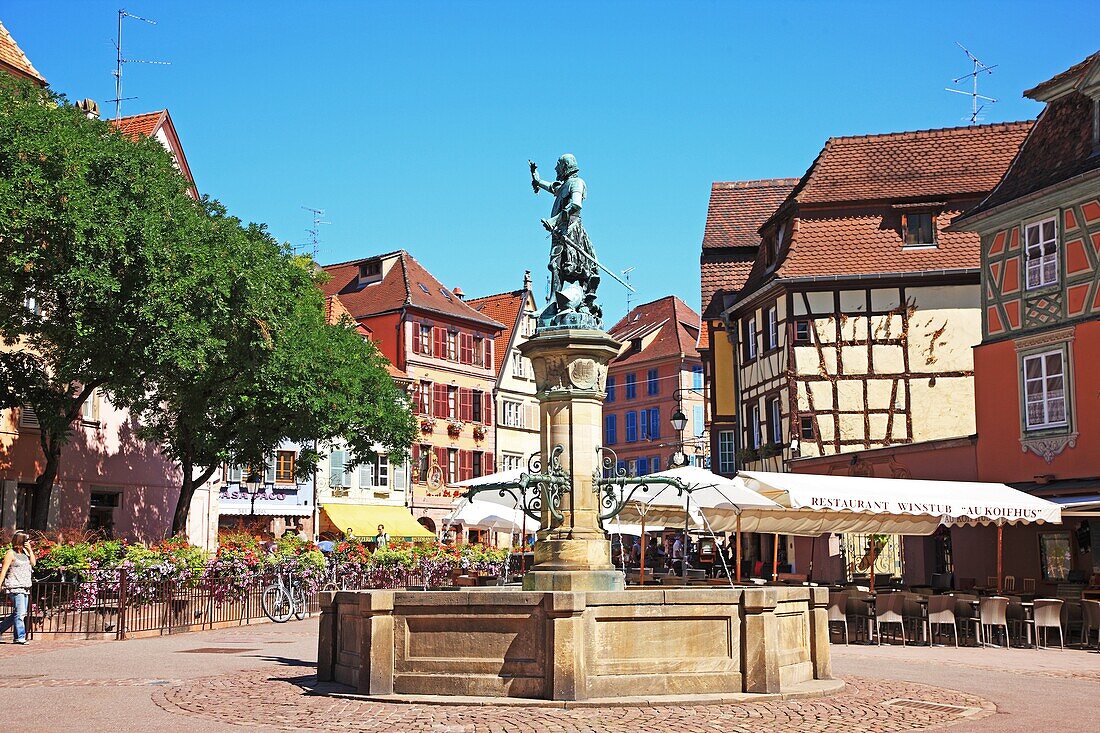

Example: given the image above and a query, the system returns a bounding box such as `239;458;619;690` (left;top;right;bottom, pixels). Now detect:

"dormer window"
357;260;382;285
902;212;936;248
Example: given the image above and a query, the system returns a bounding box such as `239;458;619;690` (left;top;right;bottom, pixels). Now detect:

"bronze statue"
529;154;603;330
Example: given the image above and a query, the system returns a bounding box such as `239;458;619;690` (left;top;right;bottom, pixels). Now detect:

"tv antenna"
945;42;996;124
300;206;330;261
621;267;636;311
109;9;171;121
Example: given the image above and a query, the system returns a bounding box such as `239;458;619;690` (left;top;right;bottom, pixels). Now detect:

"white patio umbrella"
611;466;781;582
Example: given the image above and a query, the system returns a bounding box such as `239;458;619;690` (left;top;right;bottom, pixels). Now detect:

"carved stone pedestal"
518;328;624;593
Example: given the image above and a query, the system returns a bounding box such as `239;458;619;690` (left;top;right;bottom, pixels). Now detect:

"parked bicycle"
261;569;308;623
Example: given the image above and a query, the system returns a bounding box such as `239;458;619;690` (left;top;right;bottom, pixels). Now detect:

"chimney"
452;286;465;300
75;99;100;119
523;270;532;291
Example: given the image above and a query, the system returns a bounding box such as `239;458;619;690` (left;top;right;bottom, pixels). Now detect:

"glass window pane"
1047;398;1066;423
1044;353;1063;376
1024;357;1043;380
1027;403;1045;425
1042;220;1055;241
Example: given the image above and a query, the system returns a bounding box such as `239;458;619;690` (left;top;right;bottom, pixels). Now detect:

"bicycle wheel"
293;584;308;620
262;584;293;623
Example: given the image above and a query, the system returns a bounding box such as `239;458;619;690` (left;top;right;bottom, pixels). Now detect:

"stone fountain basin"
318;585;833;702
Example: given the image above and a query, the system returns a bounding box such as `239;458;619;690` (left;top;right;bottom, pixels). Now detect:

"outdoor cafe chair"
1081;600;1100;649
1024;599;1065;649
1022;578;1036;594
846;594;875;643
1003;576;1016;592
876;593;909;645
927;595;959;647
950;593;981;645
828;591;849;645
901;593;929;644
986;576;998;590
978;596;1010;648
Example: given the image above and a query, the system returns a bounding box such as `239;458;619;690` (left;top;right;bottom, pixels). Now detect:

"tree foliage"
0;74;416;536
0;75;196;526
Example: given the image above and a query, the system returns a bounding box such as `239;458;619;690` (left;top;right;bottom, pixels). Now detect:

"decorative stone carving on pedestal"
519;327;624;592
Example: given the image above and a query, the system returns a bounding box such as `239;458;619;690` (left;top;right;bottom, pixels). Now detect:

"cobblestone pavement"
2;619;1098;733
152;667;994;733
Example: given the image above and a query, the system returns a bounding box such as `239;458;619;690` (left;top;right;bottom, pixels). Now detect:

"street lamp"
245;470;263;517
669;408;688;433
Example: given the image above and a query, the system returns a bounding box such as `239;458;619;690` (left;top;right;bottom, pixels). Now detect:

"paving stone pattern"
153;667;994;733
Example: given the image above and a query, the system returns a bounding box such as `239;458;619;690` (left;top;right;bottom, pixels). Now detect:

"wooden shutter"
484;451;494;473
434;446;448;481
482;392;492;424
459;450;473;482
410;444;420;482
433;384;448;417
484;339;493;369
458;388;472;421
434;327;447;358
460;333;473;364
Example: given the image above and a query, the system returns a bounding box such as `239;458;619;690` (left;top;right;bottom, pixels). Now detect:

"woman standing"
0;531;35;644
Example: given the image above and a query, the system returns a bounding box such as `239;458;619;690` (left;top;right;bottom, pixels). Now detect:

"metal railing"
0;568;456;640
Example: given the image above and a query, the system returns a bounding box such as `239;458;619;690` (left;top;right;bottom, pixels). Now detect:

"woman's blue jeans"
0;592;28;641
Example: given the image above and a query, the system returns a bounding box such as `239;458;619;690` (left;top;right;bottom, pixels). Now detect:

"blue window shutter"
606;377;616;403
652;456;661;474
647;368;659;395
649;408;660;439
635;458;648;476
605;414;617;445
640;410;648;440
693;406;705;437
692;365;703;390
617;460;627;476
626;411;637;442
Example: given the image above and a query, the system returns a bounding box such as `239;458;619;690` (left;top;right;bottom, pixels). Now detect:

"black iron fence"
0;569;455;640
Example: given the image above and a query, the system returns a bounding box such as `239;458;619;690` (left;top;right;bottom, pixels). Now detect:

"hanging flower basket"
447;420;464;439
419;417;436;434
472;424;487;442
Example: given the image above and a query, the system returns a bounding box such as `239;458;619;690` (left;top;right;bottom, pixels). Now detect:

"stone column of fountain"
519;328;624;592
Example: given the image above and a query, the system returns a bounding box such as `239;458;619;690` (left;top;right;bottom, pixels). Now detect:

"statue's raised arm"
529;160;559;195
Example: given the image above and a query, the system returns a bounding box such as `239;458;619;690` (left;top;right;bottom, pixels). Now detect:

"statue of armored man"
529;154;603;331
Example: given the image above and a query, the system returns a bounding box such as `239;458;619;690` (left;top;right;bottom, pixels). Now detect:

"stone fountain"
317;155;835;702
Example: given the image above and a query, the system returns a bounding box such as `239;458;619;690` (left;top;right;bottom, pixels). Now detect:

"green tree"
124;202;416;535
0;75;197;528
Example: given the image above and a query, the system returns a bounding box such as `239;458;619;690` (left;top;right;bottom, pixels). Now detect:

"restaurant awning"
705;470;1062;535
320;503;436;539
613;466;782;528
445;499;540;532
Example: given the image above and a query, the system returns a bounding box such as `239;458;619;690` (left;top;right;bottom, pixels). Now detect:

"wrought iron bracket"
593;446;686;522
462;445;571;526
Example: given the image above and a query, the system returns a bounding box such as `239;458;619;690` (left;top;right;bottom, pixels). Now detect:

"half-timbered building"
722;122;1033;470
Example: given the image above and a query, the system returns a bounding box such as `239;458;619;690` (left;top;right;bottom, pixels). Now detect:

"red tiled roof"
468;289;529;374
701;253;756;320
702;179;799;250
111;111;165;140
1024;52;1099;100
320;251;505;331
608;296;701;367
0;21;44;85
960;56;1100;223
785;122;1034;207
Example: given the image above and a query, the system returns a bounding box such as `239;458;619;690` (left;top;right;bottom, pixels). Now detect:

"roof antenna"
945;42;996;125
299;206;330;262
621;267;636;312
109;9;171;121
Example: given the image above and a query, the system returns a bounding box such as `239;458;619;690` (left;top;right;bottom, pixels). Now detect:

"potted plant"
419;416;436;435
447;420;464;439
759;442;783;459
472;424;487;442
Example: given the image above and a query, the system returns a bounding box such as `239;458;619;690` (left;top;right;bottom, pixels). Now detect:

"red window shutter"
433;384;447;418
484;339;493;369
460;450;473;482
460;333;473;364
434;327;446;359
483;392;492;424
484;451;494;473
458;388;471;421
410;444;420;482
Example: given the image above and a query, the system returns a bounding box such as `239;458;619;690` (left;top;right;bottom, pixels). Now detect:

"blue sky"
6;2;1098;322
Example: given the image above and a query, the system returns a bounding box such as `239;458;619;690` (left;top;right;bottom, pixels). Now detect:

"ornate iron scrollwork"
593;446;687;522
462;445;571;527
